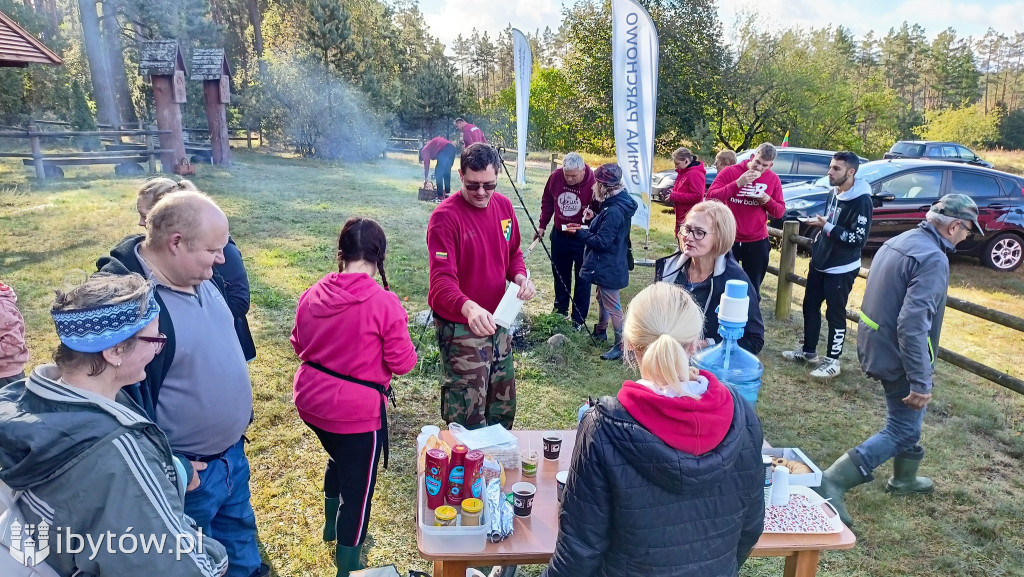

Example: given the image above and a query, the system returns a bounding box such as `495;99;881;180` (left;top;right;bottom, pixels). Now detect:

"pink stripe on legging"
353;429;378;546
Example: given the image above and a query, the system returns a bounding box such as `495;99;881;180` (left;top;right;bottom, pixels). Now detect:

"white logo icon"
9;518;50;567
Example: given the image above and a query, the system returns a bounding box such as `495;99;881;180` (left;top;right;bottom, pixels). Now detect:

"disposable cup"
521;450;538;477
542;432;563;460
511;482;536;517
556;470;569;503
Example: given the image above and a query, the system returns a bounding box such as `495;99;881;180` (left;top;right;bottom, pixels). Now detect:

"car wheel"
983;233;1024;272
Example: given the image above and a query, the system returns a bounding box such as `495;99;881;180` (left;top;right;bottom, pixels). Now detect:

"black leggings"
802;267;859;359
731;238;771;297
305;422;384;546
435;144;456;199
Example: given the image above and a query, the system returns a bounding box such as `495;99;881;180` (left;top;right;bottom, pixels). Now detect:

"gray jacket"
857;222;954;393
0;365;227;577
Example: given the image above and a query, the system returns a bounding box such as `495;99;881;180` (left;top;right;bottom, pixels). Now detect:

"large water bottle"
691;279;764;404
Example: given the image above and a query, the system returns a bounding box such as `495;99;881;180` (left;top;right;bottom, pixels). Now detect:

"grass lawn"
2;149;1024;577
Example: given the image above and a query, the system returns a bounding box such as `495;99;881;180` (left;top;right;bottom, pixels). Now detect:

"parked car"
883;141;993;168
651;147;864;203
778;159;1024;271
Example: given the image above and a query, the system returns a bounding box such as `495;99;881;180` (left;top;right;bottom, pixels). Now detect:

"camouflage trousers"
434;316;516;430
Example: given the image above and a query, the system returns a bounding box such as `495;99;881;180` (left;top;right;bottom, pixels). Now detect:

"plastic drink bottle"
692;280;764;404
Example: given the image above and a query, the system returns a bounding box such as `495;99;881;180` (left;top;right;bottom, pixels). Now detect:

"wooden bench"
106;143;212;163
2;151;169;178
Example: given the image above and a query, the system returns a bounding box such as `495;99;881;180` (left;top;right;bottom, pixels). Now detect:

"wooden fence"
770;220;1024;395
0;125;172;179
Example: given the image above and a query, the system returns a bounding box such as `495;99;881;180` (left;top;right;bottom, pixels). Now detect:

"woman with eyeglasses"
0;273;228;577
654;200;764;354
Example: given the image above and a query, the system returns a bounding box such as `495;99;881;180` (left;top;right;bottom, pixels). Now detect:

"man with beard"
782;151;873;379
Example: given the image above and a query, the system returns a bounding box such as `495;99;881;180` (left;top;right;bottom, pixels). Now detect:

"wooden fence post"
775;220;800;320
550;153;557;173
29;123;45;180
146;126;157;174
246;130;252;149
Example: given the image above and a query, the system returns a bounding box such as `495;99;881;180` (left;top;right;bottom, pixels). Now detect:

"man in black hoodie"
783;151;873;378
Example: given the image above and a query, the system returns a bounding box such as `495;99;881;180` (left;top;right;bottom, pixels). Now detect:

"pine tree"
69;80;101;151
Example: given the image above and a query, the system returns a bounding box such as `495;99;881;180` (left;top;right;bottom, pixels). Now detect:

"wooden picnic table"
417;430;855;577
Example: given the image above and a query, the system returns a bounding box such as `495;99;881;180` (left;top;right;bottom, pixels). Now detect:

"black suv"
884;141;993;168
779;159;1024;271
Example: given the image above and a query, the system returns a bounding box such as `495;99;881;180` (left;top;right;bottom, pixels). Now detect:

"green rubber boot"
813;449;873;528
886;446;934;495
323;496;340;542
334;544;363;577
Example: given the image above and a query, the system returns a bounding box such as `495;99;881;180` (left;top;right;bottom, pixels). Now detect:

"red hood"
676;159;706;177
617;370;735;455
305;272;383;318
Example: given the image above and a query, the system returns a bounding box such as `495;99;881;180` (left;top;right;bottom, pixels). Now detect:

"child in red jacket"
0;280;28;387
290;217;417;575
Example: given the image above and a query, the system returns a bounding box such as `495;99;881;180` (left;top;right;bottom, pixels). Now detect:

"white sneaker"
782;349;819;363
810;357;841;378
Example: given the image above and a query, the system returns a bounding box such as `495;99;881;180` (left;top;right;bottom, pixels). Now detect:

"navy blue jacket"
578;190;638;290
220;238;257;362
542;389;765;577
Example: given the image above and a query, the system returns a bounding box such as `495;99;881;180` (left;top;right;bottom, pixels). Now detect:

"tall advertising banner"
611;0;658;231
512;29;532;185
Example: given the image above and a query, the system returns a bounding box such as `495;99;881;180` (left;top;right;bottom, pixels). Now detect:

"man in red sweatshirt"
455;117;487;147
427;143;535;429
420;135;456;201
535;152;598;328
707;142;786;296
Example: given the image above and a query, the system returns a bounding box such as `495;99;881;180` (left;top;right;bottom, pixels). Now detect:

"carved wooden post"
191;49;232;165
139;40;187;173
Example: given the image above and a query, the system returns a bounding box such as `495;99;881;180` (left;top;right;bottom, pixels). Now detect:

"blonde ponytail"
623;283;705;396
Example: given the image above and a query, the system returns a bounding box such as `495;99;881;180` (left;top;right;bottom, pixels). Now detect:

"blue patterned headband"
52;291;160;353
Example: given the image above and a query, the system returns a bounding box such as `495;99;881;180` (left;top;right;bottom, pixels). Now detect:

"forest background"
2;0;1024;161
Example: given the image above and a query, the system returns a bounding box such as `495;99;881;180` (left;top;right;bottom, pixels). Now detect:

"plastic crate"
417;476;489;554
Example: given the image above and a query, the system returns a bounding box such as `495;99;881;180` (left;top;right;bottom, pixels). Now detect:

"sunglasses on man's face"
464;181;498;191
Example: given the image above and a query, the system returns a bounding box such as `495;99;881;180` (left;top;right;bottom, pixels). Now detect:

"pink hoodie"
0;282;28;379
291;273;417;434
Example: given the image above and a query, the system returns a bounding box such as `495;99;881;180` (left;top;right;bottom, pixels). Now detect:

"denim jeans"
855;374;926;471
184;438;262;577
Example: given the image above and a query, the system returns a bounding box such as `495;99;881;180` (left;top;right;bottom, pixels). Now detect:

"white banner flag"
513;29;532;185
611;0;658;231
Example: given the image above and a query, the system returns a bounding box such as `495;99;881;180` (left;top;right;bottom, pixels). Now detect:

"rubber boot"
886;446;934;495
601;332;623;361
334;544;363;577
813;449;873;528
322;496;340;542
592;326;608;342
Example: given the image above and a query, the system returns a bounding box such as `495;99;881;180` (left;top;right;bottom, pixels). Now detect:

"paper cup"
556;470;569;503
511;482;536;517
542;432;563;460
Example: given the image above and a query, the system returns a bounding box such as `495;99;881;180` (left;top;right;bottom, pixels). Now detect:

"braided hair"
337;217;390;291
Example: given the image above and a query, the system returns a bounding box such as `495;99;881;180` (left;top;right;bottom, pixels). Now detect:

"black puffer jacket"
542;389;765;577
